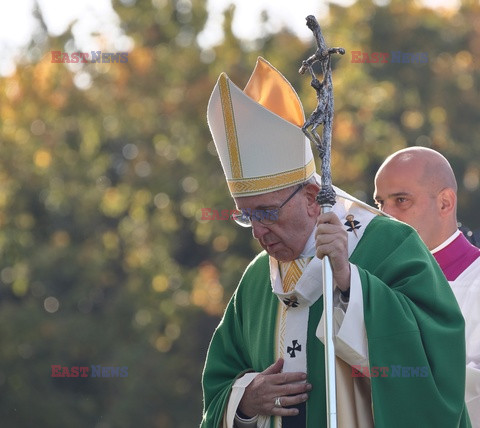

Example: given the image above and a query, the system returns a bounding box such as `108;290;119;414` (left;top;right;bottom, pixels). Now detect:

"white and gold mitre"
207;57;316;197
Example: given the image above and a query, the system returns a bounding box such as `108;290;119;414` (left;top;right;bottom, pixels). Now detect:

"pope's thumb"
262;358;284;375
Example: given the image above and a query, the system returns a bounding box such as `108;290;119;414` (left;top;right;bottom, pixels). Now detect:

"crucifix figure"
299;15;345;207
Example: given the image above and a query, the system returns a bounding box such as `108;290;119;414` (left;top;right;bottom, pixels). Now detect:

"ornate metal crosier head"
299;15;345;207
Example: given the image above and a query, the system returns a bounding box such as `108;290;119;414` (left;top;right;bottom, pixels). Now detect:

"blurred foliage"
0;0;479;426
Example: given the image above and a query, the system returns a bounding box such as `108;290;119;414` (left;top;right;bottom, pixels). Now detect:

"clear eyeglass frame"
231;183;305;227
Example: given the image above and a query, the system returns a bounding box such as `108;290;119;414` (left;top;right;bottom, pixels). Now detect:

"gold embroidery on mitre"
218;74;242;179
227;158;315;196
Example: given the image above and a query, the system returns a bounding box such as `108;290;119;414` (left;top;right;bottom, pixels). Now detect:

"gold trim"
218;74;242;179
281;260;303;292
227;158;315;195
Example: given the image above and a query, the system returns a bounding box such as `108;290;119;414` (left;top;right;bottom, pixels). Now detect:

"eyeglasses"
232;184;305;227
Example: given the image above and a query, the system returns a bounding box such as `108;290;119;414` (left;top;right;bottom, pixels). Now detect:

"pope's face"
234;185;319;262
374;160;440;249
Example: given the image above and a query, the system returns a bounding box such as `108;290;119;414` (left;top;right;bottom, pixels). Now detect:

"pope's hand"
237;358;312;418
315;211;351;292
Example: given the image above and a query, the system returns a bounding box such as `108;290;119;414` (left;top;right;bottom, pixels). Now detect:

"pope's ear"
438;188;456;217
304;183;320;209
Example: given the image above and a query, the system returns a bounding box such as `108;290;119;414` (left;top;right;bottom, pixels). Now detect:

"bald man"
374;146;480;427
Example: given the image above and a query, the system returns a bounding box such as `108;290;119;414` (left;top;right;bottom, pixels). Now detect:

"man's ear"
438;188;456;217
304;183;321;215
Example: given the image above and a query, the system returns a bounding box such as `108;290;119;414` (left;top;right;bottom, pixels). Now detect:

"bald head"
374;147;458;249
376;147;457;195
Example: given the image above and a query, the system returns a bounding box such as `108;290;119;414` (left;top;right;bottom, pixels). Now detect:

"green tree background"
0;0;479;426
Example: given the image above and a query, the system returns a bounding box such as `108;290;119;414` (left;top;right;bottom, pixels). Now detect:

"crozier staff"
299;16;345;426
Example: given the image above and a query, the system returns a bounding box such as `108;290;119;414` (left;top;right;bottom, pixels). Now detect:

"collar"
432;230;480;281
431;230;461;254
300;227;316;258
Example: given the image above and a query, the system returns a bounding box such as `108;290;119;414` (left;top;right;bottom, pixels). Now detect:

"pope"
200;57;471;428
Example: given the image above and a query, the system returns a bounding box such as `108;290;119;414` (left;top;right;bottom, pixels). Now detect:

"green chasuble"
201;216;471;427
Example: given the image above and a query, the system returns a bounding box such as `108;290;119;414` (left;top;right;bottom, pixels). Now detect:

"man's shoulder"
450;238;480;282
353;215;428;262
458;255;480;275
243;251;269;277
234;251;273;303
463;255;480;280
333;186;416;242
236;251;270;288
364;215;418;238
